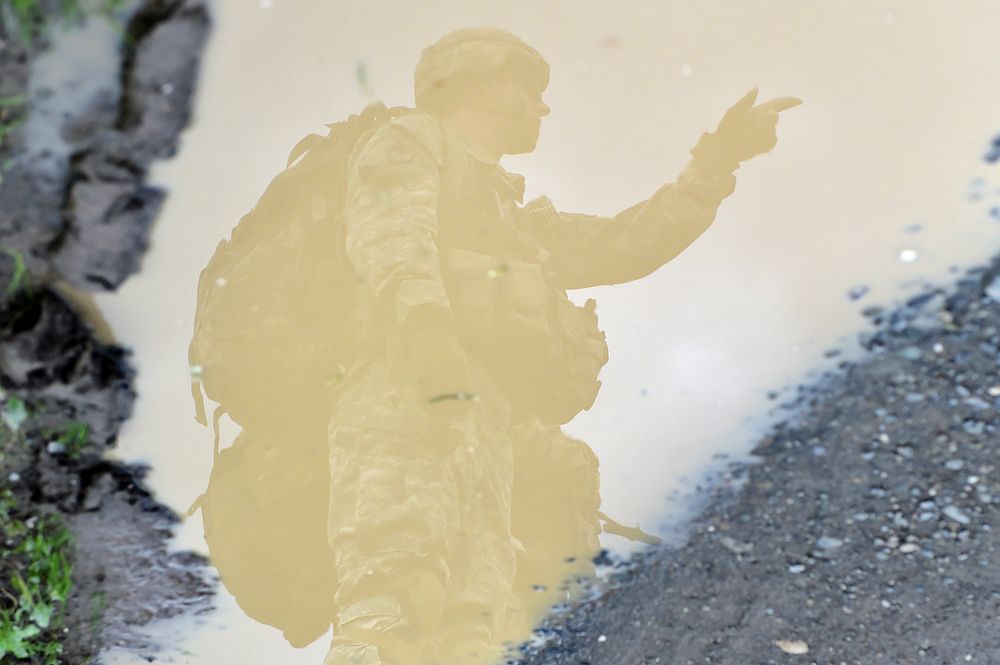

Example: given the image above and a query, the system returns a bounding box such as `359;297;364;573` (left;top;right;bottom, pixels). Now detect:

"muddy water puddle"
89;1;1000;662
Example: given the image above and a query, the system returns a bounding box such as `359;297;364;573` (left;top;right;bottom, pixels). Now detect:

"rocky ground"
520;256;1000;664
1;1;213;662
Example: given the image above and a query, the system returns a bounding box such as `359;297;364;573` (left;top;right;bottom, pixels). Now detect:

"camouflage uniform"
325;106;737;664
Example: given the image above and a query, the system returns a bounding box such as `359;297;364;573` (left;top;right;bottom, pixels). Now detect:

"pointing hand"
692;88;802;170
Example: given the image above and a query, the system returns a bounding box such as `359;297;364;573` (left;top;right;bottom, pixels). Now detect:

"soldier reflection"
188;26;799;665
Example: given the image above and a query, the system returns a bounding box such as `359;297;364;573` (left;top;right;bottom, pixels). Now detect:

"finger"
732;87;759;113
755;96;803;113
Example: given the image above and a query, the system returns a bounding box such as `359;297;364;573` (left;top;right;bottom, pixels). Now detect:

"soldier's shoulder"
361;108;446;166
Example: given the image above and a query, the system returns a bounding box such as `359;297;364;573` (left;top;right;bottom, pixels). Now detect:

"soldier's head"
415;27;550;157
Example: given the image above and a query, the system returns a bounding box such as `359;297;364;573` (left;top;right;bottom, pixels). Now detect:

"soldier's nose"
536;100;551;117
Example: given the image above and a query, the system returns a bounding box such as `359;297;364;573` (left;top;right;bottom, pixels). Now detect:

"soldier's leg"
323;354;463;665
325;420;456;665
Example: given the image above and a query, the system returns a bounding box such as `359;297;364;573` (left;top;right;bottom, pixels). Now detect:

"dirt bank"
521;254;1000;664
1;1;213;662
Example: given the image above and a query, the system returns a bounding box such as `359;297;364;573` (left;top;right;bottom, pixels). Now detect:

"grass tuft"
0;490;74;665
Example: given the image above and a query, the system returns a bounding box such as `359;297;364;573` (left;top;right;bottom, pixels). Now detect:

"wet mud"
521;254;1000;664
0;0;213;662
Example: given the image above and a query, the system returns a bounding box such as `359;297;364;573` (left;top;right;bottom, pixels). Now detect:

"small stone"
719;536;753;555
905;393;925;403
8;472;20;483
848;285;869;301
942;505;971;525
788;564;806;574
945;459;965;471
817;536;844;550
47;441;65;455
862;306;885;319
963;397;991;410
899;543;919;553
774;640;809;655
597;635;607;643
985;275;1000;302
963;420;986;435
899;346;922;360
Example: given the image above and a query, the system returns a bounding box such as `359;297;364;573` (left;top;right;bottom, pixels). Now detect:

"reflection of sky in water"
88;0;1000;662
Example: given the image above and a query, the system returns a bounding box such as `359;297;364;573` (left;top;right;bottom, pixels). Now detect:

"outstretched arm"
529;88;801;291
527;157;737;290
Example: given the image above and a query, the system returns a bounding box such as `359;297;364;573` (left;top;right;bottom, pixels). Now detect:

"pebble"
942;505;971;525
774;640;809;655
963;397;991;410
985;275;1000;302
945;459;965;471
963;420;986;435
817;536;844;550
899;543;919;554
848;285;869;301
788;564;806;574
46;441;65;454
719;536;753;555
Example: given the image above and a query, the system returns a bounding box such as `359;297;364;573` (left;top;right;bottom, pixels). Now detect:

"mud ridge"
1;1;214;662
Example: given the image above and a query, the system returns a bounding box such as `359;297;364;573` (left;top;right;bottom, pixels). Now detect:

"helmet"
414;27;549;112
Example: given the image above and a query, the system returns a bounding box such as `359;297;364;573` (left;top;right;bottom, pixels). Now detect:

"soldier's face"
481;69;550;155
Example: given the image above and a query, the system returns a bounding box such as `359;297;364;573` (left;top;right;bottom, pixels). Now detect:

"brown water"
93;1;1000;662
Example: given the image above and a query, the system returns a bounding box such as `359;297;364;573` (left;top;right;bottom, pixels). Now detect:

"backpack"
186;101;428;645
188;100;419;437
